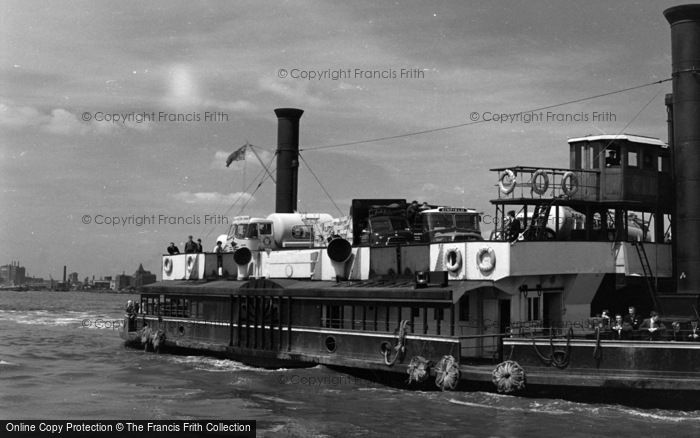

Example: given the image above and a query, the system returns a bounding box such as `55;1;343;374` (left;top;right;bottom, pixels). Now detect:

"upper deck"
491;134;672;211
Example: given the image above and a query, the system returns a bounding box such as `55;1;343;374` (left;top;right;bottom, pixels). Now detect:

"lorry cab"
417;207;483;242
230;217;274;251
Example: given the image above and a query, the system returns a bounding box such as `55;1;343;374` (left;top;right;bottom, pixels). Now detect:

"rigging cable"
298;152;345;217
300;78;672;152
201;151;278;241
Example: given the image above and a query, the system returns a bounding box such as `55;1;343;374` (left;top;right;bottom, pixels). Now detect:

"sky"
0;0;683;280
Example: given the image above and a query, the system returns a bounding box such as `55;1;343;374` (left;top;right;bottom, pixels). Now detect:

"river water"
1;290;699;437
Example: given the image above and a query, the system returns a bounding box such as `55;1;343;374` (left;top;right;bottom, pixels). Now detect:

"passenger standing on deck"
689;320;699;341
406;200;419;225
623;306;642;330
167;242;180;255
184;235;197;253
640;311;666;340
506;210;521;242
611;314;625;340
215;241;224;276
196;238;203;253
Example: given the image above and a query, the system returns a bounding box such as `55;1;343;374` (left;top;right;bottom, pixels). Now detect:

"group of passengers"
596;306;699;341
166;236;204;255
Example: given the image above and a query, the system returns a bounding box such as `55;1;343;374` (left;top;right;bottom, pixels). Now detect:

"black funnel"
665;5;700;294
274;108;304;213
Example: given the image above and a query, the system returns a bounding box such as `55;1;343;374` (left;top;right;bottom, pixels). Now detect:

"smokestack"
665;5;700;294
274;108;304;213
63;265;67;283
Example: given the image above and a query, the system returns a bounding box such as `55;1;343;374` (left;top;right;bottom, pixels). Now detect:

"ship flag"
225;144;248;167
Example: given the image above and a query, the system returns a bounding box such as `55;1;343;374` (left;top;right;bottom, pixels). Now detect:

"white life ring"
531;169;549;195
186;255;196;269
262;236;272;247
499;169;517;195
476;247;496;273
561;171;579;197
163;257;173;275
444;248;463;272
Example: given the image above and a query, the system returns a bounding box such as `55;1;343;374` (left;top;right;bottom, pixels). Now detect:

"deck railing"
492;166;600;201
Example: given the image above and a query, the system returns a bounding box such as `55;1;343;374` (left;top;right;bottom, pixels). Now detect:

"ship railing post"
362;305;367;331
237;295;242;348
423;305;428;334
351;305;356;330
286;297;292;352
450;303;455;337
277;296;282;351
229;295;234;347
245;295;250;349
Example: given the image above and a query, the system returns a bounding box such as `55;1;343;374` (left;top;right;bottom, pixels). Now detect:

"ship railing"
457;333;510;363
491;166;599;201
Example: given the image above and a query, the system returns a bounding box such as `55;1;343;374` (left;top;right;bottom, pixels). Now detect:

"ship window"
411;307;420;318
642;152;654;170
459;296;470;321
658;155;669;173
434;308;444;321
605;145;621;167
324;305;343;329
527;296;540;321
591;145;600;169
627;151;638;168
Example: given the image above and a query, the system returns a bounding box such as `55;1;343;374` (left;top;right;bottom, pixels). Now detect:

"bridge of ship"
490;135;672;243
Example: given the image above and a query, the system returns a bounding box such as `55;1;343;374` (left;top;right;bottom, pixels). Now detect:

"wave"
448;397;572;415
447;392;700;423
167;356;290;373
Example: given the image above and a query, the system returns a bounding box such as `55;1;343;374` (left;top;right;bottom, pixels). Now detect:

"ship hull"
121;279;700;409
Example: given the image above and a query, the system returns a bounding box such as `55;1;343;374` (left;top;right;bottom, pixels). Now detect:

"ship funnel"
664;5;700;294
233;247;252;280
274;108;304;214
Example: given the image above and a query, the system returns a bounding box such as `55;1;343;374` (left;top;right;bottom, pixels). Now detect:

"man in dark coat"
196;238;203;253
184;235;198;253
167;242;180;255
506;210;521;242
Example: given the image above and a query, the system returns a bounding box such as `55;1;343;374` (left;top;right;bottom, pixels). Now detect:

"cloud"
258;76;325;107
203;99;257;112
172;191;255;205
0;101;151;135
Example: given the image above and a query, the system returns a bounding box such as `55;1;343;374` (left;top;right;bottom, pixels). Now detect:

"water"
1;290;700;437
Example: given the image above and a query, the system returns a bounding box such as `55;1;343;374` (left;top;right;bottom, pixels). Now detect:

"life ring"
163;257;173;275
561;171;579;197
262;236;272;246
186;255;195;268
444;248;463;272
499;169;517;195
476;247;496;273
492;360;526;394
531;169;549;195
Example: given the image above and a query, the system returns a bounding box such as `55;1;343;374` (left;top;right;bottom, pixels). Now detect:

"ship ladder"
631;241;660;312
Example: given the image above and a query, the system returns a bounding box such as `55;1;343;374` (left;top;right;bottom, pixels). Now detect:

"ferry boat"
121;4;700;407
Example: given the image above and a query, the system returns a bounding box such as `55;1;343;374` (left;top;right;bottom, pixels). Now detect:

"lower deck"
122;280;700;406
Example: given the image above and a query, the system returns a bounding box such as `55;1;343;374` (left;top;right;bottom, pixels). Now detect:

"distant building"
132;264;156;288
114;272;132;291
68;272;79;284
0;262;26;285
93;280;111;290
